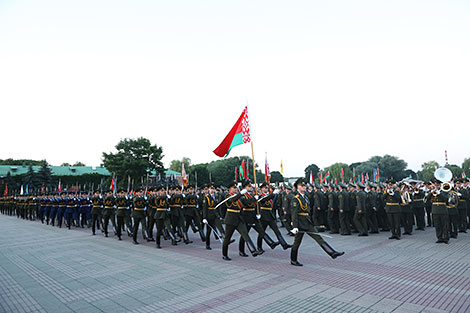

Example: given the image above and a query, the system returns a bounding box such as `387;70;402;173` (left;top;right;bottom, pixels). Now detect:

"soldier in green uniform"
365;183;379;233
399;184;413;235
183;185;205;242
327;184;339;234
103;190;116;237
348;183;358;233
221;181;261;261
132;188;149;244
447;185;460;238
384;183;402;239
170;186;190;243
429;184;449;243
290;178;344;266
91;190;103;235
456;181;468;233
115;189;130;241
238;180;278;256
146;188;157;242
411;184;426;230
154;185;178;248
353;183;368;236
202;184;227;250
338;183;351;235
256;182;292;250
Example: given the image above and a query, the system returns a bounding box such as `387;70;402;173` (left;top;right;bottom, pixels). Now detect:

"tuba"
434;167;453;183
441;182;453;193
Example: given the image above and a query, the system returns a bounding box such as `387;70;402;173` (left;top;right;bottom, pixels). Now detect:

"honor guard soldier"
338;183;351;235
290;178;344;266
257;182;292;250
155;185;178;248
146;188;157;242
116;189;130;241
184;185;205;242
327;184;339;234
221;181;260;261
202;184;227;250
132;188;149;244
103;190;116;237
91;191;103;235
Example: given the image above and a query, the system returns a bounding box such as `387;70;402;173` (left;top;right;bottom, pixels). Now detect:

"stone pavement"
0;215;469;313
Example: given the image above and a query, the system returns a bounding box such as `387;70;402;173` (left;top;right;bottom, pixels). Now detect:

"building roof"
0;165;180;178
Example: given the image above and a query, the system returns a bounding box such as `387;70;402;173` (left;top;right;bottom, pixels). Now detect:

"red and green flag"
462;172;466;179
353;168;356;183
240;160;246;180
341;168;344;183
213;106;251;157
323;171;330;183
3;184;7;196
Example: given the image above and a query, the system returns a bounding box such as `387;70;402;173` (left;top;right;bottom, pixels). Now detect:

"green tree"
61;162;71;166
378;155;408;180
462;157;470;177
0;159;43;166
37;161;53;190
324;163;352;182
73;161;85;166
445;164;462;179
419;161;440;181
24;165;40;191
188;163;210;187
169;157;191;172
304;164;320;182
205;156;258;187
102;137;165;188
270;171;284;183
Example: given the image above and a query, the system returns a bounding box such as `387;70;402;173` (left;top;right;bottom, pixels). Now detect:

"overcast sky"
1;0;469;176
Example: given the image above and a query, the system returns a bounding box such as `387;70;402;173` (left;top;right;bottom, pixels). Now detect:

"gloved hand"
240;189;247;195
273;189;280;194
291;228;299;234
256;214;261;220
167;195;171;199
202;219;208;224
254;195;259;200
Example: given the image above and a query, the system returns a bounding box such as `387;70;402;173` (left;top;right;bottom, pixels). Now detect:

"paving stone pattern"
0;215;469;313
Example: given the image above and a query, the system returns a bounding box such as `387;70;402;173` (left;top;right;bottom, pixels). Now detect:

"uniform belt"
386;203;399;206
170;205;181;208
298;212;309;216
104;206;114;209
459;200;466;202
134;208;145;211
93;205;101;208
67;206;75;208
227;209;240;213
432;202;446;205
59;205;66;207
149;206;157;209
186;205;196;208
243;208;255;211
157;208;167;211
261;207;272;211
413;199;424;202
446;206;456;208
208;207;216;210
117;207;127;209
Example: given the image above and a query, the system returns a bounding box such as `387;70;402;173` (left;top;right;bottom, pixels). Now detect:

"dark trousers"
353;212;368;235
91;213;101;234
312;208;324;226
413;207;426;230
401;211;413;234
132;210;147;241
239;220;266;253
449;214;459;237
116;215;125;237
434;214;449;242
257;219;283;249
458;209;467;231
339;211;351;234
147;210;156;239
327;209;339;233
156;218;173;245
388;212;401;238
377;208;390;230
223;223;252;257
290;232;325;262
205;218;225;247
366;209;379;232
103;213;115;235
425;206;433;226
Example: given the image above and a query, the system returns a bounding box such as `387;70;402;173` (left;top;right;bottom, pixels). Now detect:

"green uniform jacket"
356;191;367;214
116;196;129;217
184;194;198;217
203;194;220;220
169;194;183;217
154;195;169;220
223;193;244;226
291;193;316;232
339;190;349;212
103;196;116;216
412;190;425;209
430;192;448;215
383;191;401;214
258;193;276;222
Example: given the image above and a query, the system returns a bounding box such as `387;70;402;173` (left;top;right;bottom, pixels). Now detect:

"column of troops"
1;177;468;264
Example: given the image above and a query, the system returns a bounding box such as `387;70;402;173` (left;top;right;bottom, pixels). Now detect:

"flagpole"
250;141;260;216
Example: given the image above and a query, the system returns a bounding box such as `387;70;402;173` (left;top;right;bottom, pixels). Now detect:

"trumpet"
401;190;412;204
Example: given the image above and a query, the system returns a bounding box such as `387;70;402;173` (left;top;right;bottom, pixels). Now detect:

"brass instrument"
401;190;411;204
441;182;452;193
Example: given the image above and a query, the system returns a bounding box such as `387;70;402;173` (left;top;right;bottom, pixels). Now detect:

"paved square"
0;215;469;313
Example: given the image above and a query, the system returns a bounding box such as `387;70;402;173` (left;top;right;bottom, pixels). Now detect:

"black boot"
320;241;344;259
290;246;302;266
199;229;206;242
246;240;261;257
183;231;193;244
263;233;280;250
163;228;170;240
169;231;178;245
279;236;293;250
118;235;122;241
156;237;161;249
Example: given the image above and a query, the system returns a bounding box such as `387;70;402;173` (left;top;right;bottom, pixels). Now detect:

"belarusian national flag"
341;168;344;183
240;160;246;179
323;171;330;183
213;106;251;157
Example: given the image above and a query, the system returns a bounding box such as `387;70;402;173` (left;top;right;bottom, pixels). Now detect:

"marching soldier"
400;184;413;235
91;190;103;235
116;189;130;240
365;183;379;233
327;184;339;234
338;183;351;235
221;181;261;260
384;184;402;239
103;190;116;237
457;181;468;233
202;184;227;250
290;178;344;266
132;188;149;244
429;184;449;243
154;185;178;248
183;185;205;242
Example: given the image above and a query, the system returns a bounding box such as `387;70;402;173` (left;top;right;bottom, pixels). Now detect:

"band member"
290;178;344;266
384;184;402;240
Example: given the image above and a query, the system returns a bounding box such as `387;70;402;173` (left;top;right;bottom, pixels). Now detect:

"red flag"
310;171;313;184
213;106;251;157
323;171;330;183
334;178;337;184
246;159;249;179
341;168;344;183
265;153;271;182
320;172;323;184
241;160;246;179
361;173;364;183
110;177;115;191
3;184;7;196
41;184;45;194
235;167;238;181
365;173;369;182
